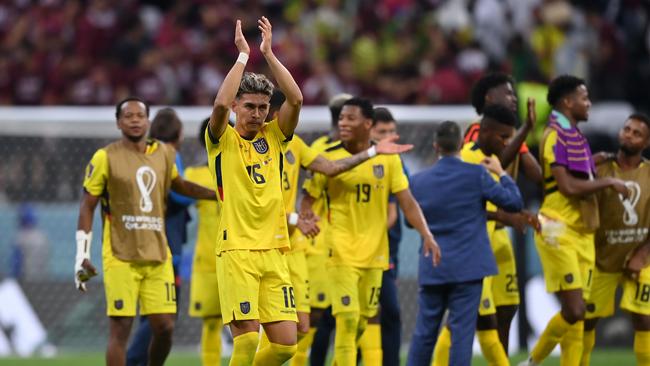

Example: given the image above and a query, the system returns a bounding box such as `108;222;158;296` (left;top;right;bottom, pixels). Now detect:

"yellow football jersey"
460;141;498;235
539;129;584;230
184;164;219;273
304;143;409;269
205;119;291;253
83;141;178;263
304;136;340;255
283;135;319;251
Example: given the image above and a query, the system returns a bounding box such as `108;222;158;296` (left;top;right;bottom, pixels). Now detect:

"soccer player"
583;114;650;366
463;72;543;354
203;17;302;365
307;93;353;366
370;107;404;366
302;97;441;365
74;97;217;366
519;75;629;366
126;108;194;366
265;90;411;366
186;118;224;366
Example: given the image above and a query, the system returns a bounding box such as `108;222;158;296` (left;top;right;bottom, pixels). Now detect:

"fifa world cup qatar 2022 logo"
618;181;641;226
136;166;157;213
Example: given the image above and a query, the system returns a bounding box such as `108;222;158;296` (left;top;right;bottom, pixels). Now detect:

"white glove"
75;230;93;291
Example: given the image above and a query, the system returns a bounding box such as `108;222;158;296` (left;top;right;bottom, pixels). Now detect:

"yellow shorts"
287;250;310;313
586;265;650;318
307;252;331;309
216;249;297;325
491;228;520;307
189;271;221;318
103;256;176;317
534;215;594;298
328;265;383;318
479;276;497;316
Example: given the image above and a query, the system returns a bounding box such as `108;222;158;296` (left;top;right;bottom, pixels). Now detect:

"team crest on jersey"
240;301;251;314
341;296;351;306
285;150;295;164
373;164;385;178
564;273;574;284
114;300;124;310
253;138;269;154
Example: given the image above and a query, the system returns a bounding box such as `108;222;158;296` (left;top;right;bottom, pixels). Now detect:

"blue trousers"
407;279;483;366
380;265;401;366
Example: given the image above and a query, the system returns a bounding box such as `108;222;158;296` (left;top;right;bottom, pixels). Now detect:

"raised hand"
258;16;273;56
375;135;414;155
525;97;536;130
610;177;630;199
234;19;250;55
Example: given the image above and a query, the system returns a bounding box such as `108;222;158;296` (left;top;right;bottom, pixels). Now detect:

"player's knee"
562;304;585;324
152;319;175;340
632;314;650;331
337;312;360;335
297;320;310;335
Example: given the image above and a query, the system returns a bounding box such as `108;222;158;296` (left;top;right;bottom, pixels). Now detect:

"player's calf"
147;313;175;366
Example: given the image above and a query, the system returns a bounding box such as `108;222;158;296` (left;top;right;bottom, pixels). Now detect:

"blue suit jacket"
411;156;523;285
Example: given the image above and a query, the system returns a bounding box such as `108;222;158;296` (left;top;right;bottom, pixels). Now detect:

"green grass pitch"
0;350;635;365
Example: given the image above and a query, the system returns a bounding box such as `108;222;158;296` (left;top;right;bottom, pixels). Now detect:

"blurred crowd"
1;0;649;109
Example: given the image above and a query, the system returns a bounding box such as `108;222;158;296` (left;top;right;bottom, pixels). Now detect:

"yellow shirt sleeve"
303;172;327;199
389;155;409;193
83;149;108;196
266;118;291;148
543;130;559;166
296;136;319;168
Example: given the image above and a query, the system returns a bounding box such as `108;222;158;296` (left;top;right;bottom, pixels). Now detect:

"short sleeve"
296;136;319;168
545;130;568;167
389;155;409;194
171;163;179;180
266;118;292;148
83;149;108;196
303;172;327;199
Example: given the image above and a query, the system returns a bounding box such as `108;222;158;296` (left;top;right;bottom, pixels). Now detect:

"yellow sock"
258;330;271;351
580;329;595;366
230;332;259;366
290;328;316;366
634;331;650;366
530;312;572;363
359;323;382;366
560;320;583;366
253;342;298;366
201;317;222;366
477;329;509;366
432;326;451;366
334;312;360;366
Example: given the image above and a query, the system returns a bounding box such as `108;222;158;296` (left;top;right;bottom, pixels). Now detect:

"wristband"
367;146;377;158
76;230;92;262
236;52;249;66
288;212;299;226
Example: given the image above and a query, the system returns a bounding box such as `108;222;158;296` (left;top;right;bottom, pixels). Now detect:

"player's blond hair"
236;72;274;98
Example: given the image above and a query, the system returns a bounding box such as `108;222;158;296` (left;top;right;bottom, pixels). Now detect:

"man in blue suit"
407;121;523;366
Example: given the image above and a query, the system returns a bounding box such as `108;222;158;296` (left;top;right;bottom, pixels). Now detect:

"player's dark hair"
199;117;210;148
482;104;517;127
342;97;374;120
436;120;462;153
237;72;274;98
115;97;150;119
329;93;353;127
149;108;182;143
628;112;650;132
471;72;515;115
374;107;396;124
547;75;586;107
266;89;286;122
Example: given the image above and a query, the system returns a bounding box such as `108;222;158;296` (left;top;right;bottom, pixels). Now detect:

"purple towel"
548;114;595;176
